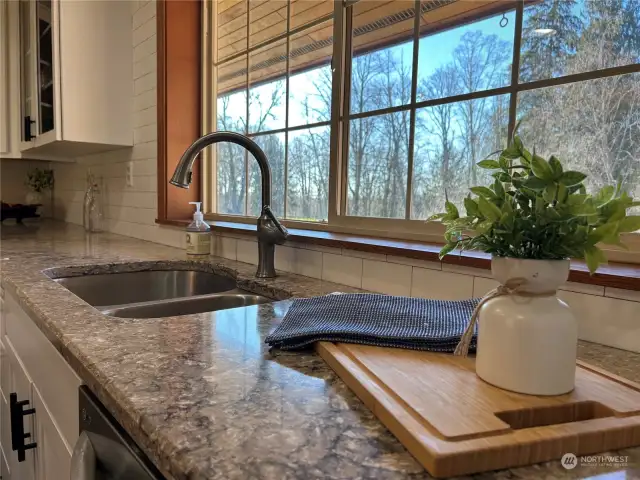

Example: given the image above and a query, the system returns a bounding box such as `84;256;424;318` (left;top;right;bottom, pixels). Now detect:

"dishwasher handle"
70;431;96;480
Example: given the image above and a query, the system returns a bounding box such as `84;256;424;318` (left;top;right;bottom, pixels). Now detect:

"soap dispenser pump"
186;202;211;255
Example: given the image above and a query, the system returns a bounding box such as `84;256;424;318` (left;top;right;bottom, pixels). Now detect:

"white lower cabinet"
0;293;80;480
32;386;71;480
2;337;36;480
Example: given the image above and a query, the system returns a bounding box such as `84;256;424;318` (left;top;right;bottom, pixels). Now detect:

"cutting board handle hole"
495;401;615;429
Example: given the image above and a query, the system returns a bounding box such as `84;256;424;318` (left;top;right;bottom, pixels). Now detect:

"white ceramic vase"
475;257;578;396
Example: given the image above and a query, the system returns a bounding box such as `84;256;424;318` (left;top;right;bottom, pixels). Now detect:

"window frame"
202;0;640;255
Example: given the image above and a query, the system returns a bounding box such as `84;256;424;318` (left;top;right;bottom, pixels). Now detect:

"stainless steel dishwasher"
71;386;165;480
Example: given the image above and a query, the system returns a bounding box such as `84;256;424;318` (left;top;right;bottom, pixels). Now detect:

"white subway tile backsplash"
322;253;362;288
133;52;157;80
133;34;156;62
130;140;157;161
558;290;640;353
604;287;640;303
473;277;499;297
133;16;156;47
386;255;441;270
559;282;605;296
342;249;387;262
300;243;342;255
134;71;156;95
133;124;157;144
362;260;411;296
275;245;323;279
442;263;493;279
134;106;157;128
133;1;155;29
411;268;474;301
212;236;236;260
134;89;156;112
236;239;258;265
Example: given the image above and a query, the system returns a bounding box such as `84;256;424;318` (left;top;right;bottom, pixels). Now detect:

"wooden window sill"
156;218;640;291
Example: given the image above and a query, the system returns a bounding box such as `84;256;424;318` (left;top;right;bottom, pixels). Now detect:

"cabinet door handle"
23;116;36;141
9;393;37;462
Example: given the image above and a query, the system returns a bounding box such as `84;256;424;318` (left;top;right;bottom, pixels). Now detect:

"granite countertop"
1;221;639;480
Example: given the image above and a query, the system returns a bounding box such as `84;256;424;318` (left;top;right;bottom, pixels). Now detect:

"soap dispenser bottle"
186;202;211;255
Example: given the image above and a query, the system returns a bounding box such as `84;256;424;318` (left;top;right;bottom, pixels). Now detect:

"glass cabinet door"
36;0;54;135
19;0;36;142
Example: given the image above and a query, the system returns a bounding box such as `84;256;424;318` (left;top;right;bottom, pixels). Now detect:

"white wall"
51;0;183;248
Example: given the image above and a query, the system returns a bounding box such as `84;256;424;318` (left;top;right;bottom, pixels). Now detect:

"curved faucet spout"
170;131;288;278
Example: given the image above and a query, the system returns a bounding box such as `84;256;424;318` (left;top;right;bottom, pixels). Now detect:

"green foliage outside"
429;132;640;274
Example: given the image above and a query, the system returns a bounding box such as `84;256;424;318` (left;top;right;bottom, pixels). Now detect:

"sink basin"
53;269;274;318
54;270;237;307
100;291;272;318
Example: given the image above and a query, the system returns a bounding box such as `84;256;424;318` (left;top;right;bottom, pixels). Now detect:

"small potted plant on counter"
25;168;54;205
430;132;640;396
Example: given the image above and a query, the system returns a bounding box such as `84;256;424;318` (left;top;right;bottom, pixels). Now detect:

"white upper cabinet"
1;0;133;160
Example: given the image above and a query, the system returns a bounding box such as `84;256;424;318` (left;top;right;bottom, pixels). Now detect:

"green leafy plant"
429;133;640;274
25;168;54;193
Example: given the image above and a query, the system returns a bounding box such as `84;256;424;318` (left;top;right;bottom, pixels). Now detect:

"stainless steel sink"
100;291;272;318
53;269;274;318
54;270;237;307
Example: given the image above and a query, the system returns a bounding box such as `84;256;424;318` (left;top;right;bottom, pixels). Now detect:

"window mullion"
339;2;354;216
283;0;291;219
244;0;250;216
507;0;524;141
405;0;421;220
328;0;349;222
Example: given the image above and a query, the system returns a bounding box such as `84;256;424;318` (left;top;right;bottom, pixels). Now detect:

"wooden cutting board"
317;342;640;478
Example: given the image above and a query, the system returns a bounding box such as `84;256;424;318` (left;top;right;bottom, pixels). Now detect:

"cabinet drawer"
4;294;81;448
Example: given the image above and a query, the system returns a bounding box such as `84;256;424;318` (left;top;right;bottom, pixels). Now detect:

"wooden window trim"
156;0;202;223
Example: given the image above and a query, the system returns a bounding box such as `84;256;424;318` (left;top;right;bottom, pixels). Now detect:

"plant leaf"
549;156;563;178
438;242;457;259
478;196;501;222
470;186;497;200
559;171;587;186
587;222;618;245
542;184;557;204
445;201;459;220
584;245;607;274
530;154;554;180
618;216;640;233
427;212;446;222
477;159;501;169
594;185;615;206
523;176;549;190
464;197;479;216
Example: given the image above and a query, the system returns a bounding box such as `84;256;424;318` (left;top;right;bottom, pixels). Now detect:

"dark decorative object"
1;203;41;223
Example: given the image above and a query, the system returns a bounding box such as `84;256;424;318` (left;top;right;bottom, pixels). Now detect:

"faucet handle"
257;206;288;245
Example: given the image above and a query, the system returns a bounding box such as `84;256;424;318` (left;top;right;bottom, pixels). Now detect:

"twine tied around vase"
453;277;556;357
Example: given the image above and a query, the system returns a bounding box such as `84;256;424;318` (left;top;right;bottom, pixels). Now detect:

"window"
211;0;333;222
206;0;640;236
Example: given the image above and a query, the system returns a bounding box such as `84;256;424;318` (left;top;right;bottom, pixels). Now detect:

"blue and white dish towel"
265;293;480;352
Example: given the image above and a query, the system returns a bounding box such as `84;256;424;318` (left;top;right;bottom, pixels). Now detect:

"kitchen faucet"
170;131;289;278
